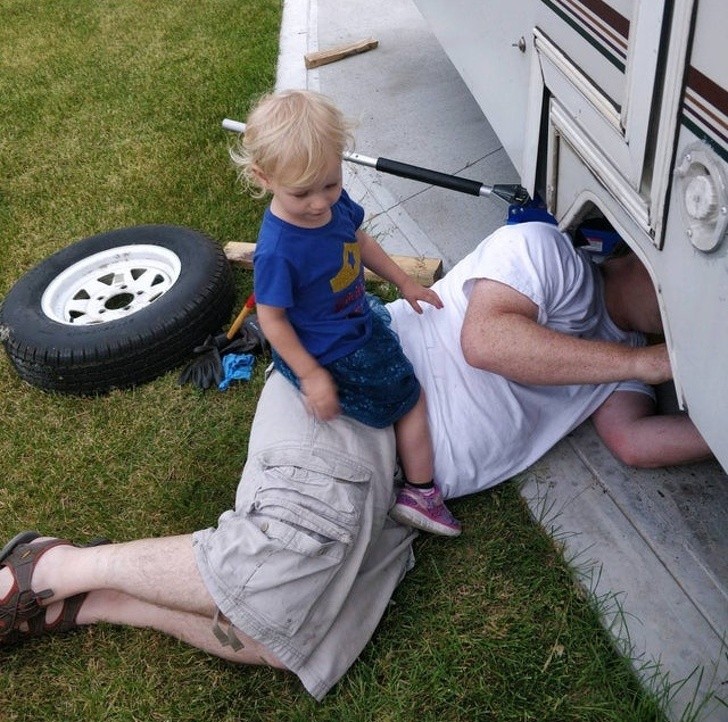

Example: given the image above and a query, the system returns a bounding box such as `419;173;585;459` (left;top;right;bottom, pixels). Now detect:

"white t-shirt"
388;222;652;499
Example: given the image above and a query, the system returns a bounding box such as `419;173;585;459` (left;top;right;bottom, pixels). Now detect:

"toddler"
231;89;460;537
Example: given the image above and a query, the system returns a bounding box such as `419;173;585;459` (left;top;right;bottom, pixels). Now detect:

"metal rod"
221;118;530;205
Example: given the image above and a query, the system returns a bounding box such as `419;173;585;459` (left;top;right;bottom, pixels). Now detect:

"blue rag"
218;353;255;391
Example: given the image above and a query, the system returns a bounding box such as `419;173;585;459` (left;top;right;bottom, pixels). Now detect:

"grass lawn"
0;1;671;720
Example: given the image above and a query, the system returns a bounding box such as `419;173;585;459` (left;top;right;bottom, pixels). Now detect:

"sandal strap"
0;534;111;643
44;593;87;633
39;538;110;634
0;593;88;648
0;537;71;636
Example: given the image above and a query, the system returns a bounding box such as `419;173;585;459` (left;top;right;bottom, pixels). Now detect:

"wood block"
304;38;379;69
224;242;443;287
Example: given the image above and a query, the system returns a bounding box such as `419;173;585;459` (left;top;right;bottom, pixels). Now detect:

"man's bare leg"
25;535;212;613
0;535;284;667
77;590;283;665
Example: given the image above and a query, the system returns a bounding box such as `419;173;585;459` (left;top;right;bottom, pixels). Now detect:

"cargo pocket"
238;447;372;636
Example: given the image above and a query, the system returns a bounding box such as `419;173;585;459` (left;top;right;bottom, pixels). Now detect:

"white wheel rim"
41;244;182;325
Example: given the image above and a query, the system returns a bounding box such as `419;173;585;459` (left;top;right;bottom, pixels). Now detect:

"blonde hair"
230;89;355;198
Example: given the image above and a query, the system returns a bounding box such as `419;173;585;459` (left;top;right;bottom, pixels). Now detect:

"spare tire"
0;225;236;394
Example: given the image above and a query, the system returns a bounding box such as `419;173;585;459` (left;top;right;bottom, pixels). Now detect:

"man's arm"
460;278;672;386
461;278;712;466
591;390;713;467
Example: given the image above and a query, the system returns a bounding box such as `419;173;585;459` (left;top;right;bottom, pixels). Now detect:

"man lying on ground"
0;221;711;700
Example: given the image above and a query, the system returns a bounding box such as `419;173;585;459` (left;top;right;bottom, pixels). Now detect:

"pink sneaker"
390;484;462;537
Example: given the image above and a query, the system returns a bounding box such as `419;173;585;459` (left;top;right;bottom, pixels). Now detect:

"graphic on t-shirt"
330;242;361;293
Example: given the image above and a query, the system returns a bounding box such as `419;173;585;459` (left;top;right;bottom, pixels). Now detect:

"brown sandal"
1;592;90;647
0;531;110;644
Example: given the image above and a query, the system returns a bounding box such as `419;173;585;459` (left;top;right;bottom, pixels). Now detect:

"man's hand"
398;277;443;314
299;366;341;421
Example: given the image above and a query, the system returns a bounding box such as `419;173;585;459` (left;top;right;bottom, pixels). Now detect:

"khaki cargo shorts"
193;371;416;700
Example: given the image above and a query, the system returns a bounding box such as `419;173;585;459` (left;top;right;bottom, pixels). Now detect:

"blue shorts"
273;301;421;429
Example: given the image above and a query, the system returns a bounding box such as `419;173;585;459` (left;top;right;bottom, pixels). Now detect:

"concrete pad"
522;426;728;721
278;0;511;268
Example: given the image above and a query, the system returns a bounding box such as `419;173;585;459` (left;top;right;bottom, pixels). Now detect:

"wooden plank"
224;241;256;268
364;254;444;287
304;38;379;69
224;241;443;287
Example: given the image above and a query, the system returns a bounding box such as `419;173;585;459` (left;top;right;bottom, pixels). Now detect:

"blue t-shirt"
253;189;372;365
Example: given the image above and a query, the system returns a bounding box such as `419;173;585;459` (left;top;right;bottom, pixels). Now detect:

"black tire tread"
0;225;236;394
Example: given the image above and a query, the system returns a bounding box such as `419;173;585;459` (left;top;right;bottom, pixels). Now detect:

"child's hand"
300;366;341;420
399;278;444;314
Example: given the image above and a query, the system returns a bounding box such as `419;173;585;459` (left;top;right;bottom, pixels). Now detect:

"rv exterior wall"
413;0;728;472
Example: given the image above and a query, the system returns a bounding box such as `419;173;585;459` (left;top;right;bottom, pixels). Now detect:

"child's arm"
357;229;443;313
256;303;341;421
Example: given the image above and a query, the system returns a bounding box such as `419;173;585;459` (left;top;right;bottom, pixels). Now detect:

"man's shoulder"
490;221;572;248
461;222;576;272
